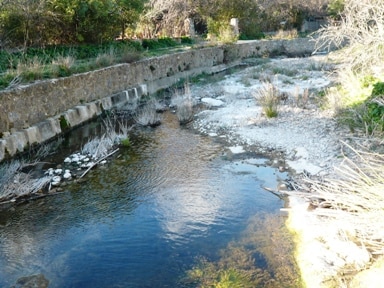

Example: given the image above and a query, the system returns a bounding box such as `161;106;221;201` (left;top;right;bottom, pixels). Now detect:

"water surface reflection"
0;112;287;287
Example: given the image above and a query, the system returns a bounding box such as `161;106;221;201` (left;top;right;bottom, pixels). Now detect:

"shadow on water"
0;112;301;287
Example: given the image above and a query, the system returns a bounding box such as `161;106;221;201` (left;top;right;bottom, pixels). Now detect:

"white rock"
86;162;95;167
54;169;62;174
52;175;61;181
71;156;80;163
100;160;107;165
201;97;225;107
64;157;71;163
63;172;71;179
295;147;309;159
229;146;245;154
45;168;54;176
51;176;61;186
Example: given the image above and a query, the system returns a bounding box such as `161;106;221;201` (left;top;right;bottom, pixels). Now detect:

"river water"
0;112;297;287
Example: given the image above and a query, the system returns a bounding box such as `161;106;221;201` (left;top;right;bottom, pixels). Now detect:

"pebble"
46;168;54;176
63;172;71;179
51;176;61;186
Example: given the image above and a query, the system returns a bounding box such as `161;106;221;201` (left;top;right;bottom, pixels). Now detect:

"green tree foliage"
0;0;146;47
0;0;53;47
140;0;329;40
327;0;345;20
197;0;262;39
0;0;330;47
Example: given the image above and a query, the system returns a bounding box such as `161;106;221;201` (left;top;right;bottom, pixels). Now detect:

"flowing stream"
0;111;299;287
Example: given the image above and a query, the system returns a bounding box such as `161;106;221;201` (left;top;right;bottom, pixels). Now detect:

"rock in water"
14;274;49;288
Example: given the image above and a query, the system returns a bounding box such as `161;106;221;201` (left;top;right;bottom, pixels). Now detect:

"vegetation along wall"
0;38;317;162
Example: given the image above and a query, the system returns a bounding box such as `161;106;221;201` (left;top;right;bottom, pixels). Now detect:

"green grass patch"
0;38;193;89
120;137;131;147
336;81;384;135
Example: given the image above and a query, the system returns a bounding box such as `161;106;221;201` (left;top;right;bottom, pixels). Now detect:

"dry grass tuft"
95;48;117;67
0;161;50;201
52;55;75;69
254;82;280;118
300;144;384;256
171;83;194;124
134;100;161;127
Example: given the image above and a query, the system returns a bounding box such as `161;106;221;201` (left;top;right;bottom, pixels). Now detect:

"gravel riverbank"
190;55;383;287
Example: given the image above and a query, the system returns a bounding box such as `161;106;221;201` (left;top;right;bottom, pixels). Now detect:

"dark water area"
0;112;293;287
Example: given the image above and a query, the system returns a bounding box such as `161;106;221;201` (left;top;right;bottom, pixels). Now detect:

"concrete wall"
0;38;317;162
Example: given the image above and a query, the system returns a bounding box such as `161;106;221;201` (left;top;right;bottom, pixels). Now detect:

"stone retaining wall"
0;38;318;162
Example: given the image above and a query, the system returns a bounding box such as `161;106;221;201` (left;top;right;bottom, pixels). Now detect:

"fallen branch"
262;186;287;200
79;148;119;179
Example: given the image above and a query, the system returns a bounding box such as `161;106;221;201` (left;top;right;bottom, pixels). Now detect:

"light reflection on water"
0;112;288;287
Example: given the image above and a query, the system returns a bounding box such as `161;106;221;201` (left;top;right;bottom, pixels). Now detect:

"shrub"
0;73;17;89
361;82;384;134
207;18;238;44
142;39;160;50
371;81;384;96
239;32;265;40
52;55;75;77
141;37;178;50
95;48;117;67
119;46;142;63
180;36;193;44
157;37;178;47
16;56;46;82
339;81;384;135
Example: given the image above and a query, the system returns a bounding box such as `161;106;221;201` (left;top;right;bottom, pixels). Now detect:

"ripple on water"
0;112;295;287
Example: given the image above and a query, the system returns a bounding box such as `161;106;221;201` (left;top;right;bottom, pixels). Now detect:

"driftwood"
79;148;119;179
262;186;288;200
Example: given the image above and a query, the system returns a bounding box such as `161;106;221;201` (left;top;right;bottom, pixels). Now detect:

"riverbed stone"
14;273;49;288
201;97;225;107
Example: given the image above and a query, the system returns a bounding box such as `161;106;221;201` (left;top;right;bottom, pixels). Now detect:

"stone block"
0;139;5;162
5;132;27;156
110;91;129;107
138;84;148;97
87;101;103;117
100;97;113;111
23;126;40;146
36;118;61;143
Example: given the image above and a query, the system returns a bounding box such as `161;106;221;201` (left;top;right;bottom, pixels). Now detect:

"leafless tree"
140;0;197;37
316;0;384;74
